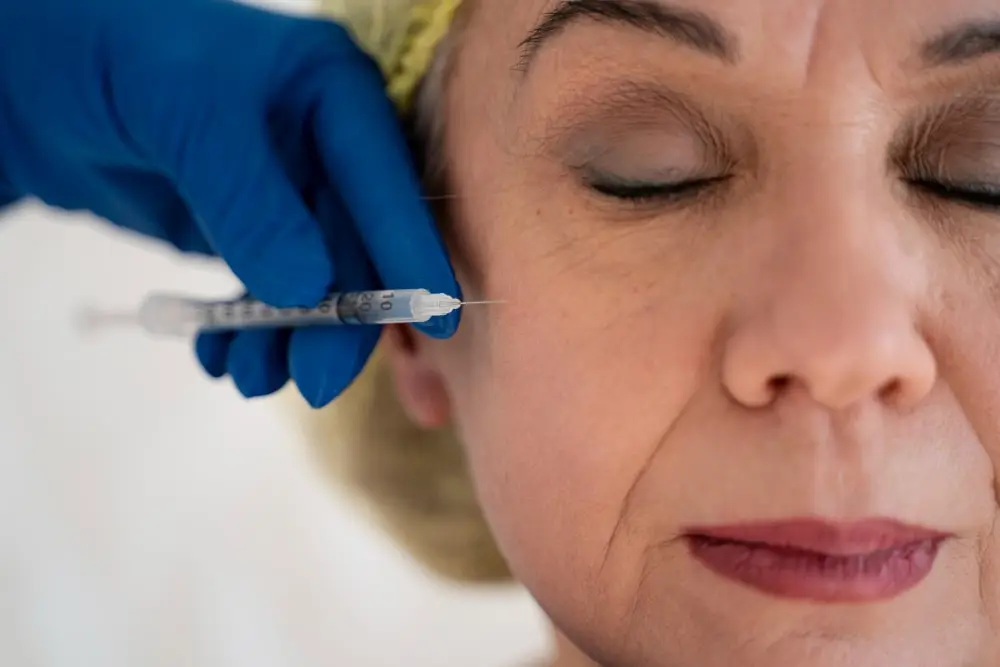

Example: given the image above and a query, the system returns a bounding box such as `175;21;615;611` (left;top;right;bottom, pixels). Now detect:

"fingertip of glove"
235;375;290;400
413;309;460;339
196;332;231;378
299;385;335;409
290;349;349;409
226;330;292;399
289;326;378;408
229;361;290;400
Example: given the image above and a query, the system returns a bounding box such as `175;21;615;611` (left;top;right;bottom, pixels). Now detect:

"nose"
721;195;937;411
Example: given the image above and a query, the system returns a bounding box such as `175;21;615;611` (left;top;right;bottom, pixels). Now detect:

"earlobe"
382;324;452;429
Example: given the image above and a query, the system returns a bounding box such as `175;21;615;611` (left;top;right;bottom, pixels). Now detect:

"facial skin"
385;1;1000;665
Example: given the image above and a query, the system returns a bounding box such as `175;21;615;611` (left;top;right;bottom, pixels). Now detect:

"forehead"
465;0;1000;75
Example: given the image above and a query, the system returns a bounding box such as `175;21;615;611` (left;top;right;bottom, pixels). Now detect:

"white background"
0;205;550;667
0;2;550;664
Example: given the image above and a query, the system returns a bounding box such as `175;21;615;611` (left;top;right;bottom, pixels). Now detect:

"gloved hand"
0;0;458;407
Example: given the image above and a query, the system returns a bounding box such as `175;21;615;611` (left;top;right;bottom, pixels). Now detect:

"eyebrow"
921;19;1000;67
516;0;738;72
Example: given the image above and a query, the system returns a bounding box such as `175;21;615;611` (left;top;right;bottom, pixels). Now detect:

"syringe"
78;289;499;338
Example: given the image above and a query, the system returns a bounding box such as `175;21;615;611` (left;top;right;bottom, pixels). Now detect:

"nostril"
767;374;791;395
881;378;900;396
877;377;903;404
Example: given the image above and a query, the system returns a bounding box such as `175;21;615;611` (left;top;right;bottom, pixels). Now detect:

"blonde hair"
320;0;464;110
294;0;511;583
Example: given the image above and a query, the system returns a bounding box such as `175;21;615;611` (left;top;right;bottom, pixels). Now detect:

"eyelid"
535;79;737;169
891;93;1000;180
581;166;723;190
578;162;702;186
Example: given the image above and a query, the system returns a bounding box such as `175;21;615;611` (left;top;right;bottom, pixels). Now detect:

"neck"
549;630;601;667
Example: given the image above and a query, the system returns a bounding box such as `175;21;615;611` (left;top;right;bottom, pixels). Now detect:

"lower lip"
686;535;943;603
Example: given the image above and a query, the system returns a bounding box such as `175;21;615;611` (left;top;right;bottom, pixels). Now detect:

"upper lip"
684;518;952;555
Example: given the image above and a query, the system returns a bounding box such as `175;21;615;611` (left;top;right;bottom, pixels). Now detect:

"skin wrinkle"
896;96;1000;183
801;1;830;83
925;286;1000;513
536;207;704;284
598;390;697;582
622;541;675;656
978;517;997;623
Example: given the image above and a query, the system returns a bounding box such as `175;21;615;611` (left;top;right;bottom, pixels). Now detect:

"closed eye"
908;178;1000;210
588;175;731;204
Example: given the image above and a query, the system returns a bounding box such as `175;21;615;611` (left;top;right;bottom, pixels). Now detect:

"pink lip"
684;519;951;603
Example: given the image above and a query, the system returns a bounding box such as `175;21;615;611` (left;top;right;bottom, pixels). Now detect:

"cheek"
453;313;638;606
440;250;716;606
934;278;1000;499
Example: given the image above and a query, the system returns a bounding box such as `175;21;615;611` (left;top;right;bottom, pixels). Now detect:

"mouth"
684;518;950;603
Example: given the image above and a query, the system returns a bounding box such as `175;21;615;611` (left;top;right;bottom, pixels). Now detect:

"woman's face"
390;0;1000;665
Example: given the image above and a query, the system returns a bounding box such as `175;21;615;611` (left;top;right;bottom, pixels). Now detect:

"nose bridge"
775;160;904;313
721;150;936;410
761;132;903;311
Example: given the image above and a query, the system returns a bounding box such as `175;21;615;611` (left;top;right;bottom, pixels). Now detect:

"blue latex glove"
0;0;459;407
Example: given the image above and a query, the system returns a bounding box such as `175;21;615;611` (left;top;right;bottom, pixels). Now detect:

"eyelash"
907;178;1000;210
590;175;1000;211
587;175;730;205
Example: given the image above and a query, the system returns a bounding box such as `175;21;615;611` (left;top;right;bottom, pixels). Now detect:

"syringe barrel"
140;289;435;337
197;294;349;331
333;289;433;324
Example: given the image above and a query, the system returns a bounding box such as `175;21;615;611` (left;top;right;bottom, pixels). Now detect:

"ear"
381;324;452;429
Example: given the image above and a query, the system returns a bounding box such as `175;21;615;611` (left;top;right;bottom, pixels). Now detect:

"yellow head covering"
319;0;464;111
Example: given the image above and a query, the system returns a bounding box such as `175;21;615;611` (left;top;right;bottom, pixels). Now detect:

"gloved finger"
226;328;292;399
311;63;460;340
96;167;215;255
162;110;334;308
195;330;233;379
290;189;381;408
290;324;380;408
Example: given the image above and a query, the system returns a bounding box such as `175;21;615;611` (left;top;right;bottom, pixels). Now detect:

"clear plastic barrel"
137;289;456;336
